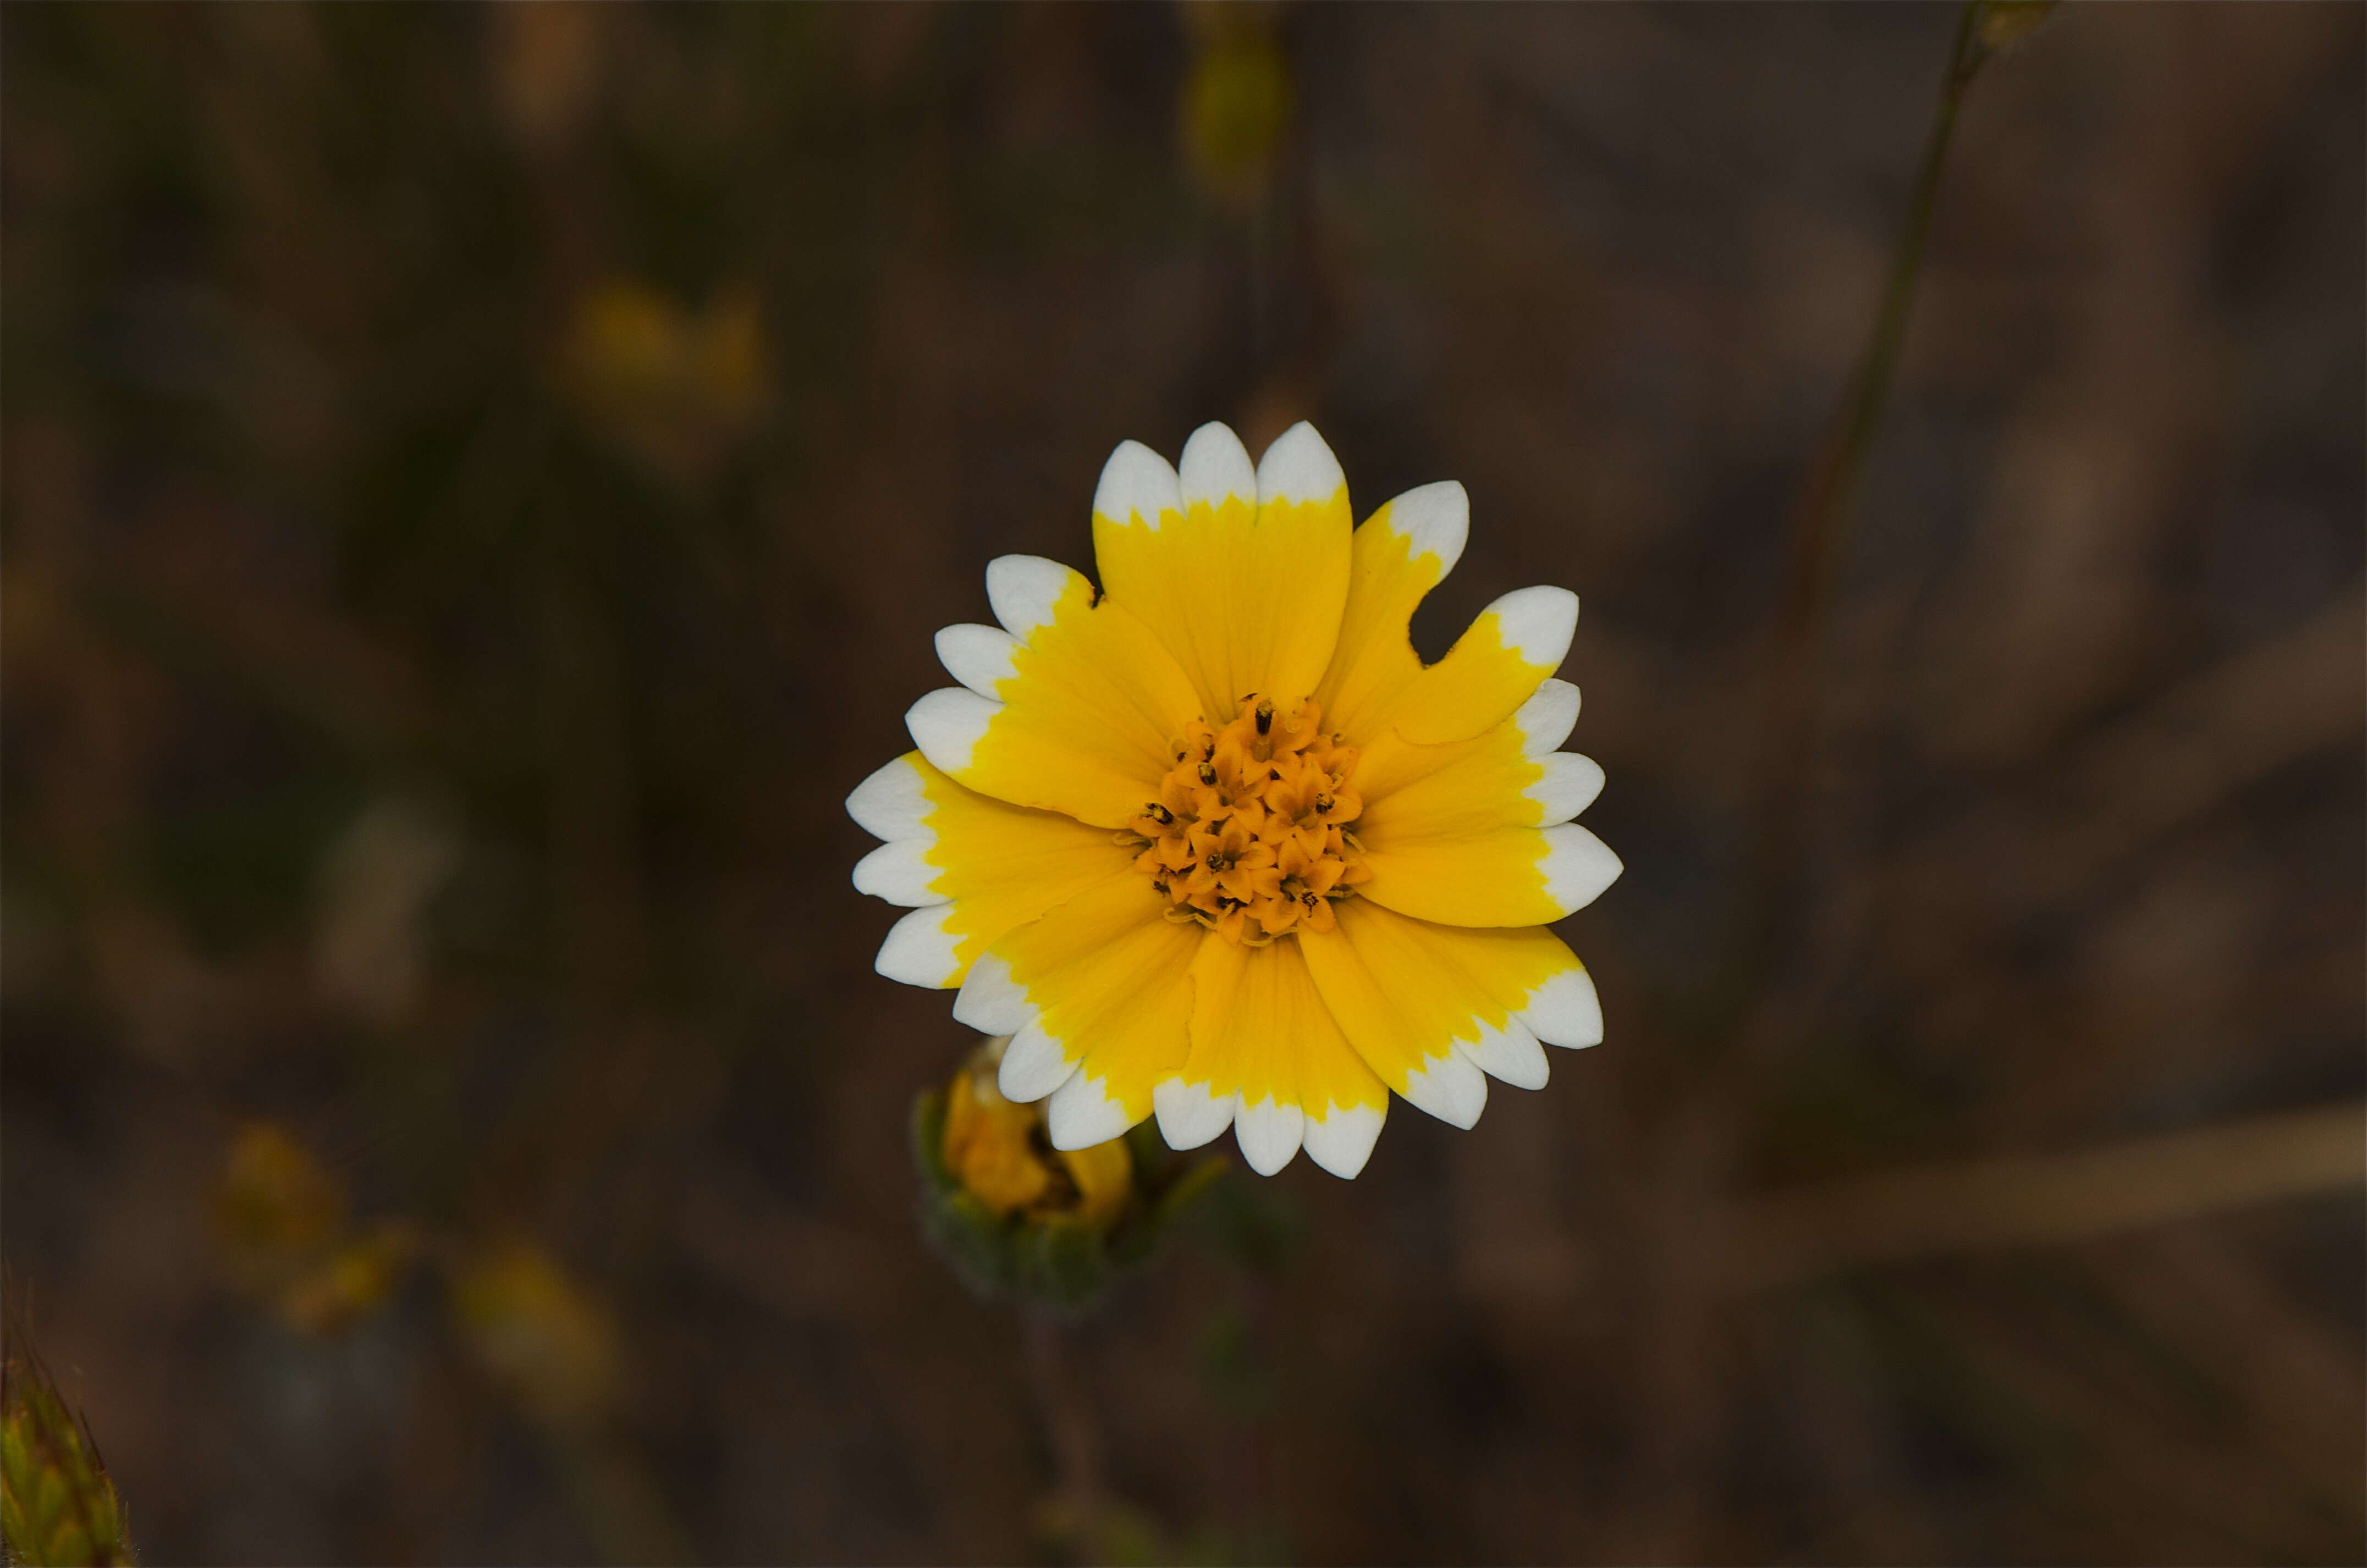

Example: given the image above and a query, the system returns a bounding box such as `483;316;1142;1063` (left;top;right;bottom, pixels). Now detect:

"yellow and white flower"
848;422;1620;1179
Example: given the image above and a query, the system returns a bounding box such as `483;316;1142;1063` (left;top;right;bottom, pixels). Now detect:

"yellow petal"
1301;902;1600;1122
1378;585;1578;747
1298;903;1489;1128
1311;474;1576;749
1312;480;1467;742
907;555;1203;829
846;753;1139;987
1092;422;1351;719
1358;821;1621;927
1164;936;1388;1177
1353;676;1578;803
951;871;1197;1146
1357;713;1604;846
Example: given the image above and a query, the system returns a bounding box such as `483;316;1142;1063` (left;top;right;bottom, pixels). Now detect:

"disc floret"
1126;695;1369;944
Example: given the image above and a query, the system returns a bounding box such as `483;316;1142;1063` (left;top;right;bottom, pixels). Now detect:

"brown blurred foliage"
3;5;2360;1564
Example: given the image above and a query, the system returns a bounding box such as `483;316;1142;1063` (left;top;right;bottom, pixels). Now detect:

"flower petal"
851;839;941;906
1093;422;1352;720
1091;439;1184;532
956;870;1198;1133
1234;1097;1307;1177
1359;821;1622;926
845;753;934;842
1174;935;1389;1178
1357;703;1606;845
1301;901;1598;1120
1047;1069;1136;1151
999;1018;1078;1102
1152;1076;1237;1151
1380;586;1578;747
1528;753;1608;825
934;622;1021;699
914;556;1203;827
1299;1100;1386;1179
1518;961;1604;1048
850;753;1137;987
874;903;962;988
1458;1015;1551;1091
1313;480;1468;744
1350;907;1603;1052
1515;678;1582;756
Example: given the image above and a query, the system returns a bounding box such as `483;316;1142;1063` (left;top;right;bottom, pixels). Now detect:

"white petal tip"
905;687;1000;776
952;951;1032;1035
1047;1072;1136;1150
1380;481;1469;577
1461;1018;1551;1091
845;754;932;842
1301;1102;1385;1179
934;622;1021;699
1399;1051;1488;1130
1153;1078;1238;1150
1514;680;1582;757
1488;585;1580;670
1254;422;1346;509
1540;822;1622;914
1177;422;1257;509
983;555;1078;641
1092;439;1182;531
997;1019;1076;1104
874;904;962;989
851;839;944;907
1528;753;1606;825
1521;964;1604;1050
1233;1097;1306;1176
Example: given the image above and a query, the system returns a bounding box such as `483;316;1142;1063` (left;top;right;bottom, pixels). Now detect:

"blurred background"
4;4;2362;1563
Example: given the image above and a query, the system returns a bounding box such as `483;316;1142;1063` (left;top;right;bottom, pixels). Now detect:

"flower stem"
1021;1310;1108;1562
1756;2;1990;937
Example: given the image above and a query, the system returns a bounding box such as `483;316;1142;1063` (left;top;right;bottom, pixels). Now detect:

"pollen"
1123;694;1370;945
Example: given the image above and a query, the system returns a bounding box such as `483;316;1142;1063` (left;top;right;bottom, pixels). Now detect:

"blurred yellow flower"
213;1122;343;1274
452;1242;619;1432
278;1223;420;1339
211;1122;417;1338
557;280;767;482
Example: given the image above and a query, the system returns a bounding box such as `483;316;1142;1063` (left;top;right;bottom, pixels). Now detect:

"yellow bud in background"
1059;1140;1133;1233
566;283;685;412
942;1054;1055;1217
1177;4;1292;210
941;1041;1135;1233
1974;0;2057;53
555;280;770;486
915;1038;1222;1313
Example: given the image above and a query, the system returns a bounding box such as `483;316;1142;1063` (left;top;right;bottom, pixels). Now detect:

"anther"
1198;761;1218;786
1147;802;1174;825
1255;699;1273;735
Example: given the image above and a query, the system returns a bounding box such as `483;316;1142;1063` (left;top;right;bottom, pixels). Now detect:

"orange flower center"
1124;694;1370;946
